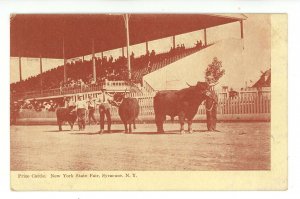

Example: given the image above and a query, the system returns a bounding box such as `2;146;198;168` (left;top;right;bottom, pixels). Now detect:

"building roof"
10;14;246;59
252;69;271;88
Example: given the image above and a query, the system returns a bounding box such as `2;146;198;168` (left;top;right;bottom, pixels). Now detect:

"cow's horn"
209;81;219;87
186;82;193;87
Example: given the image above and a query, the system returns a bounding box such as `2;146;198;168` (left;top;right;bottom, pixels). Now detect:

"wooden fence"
17;92;271;123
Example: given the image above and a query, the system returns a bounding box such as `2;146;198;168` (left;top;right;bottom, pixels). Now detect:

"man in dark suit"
205;89;218;131
96;89;113;134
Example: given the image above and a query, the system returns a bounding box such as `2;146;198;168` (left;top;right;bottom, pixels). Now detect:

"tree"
205;57;225;84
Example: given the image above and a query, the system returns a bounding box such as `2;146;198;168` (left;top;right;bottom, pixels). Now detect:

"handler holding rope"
205;88;218;131
96;89;113;134
204;57;224;132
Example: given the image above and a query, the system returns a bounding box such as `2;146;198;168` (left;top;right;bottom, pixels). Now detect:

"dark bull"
153;81;212;134
112;93;140;133
56;106;77;131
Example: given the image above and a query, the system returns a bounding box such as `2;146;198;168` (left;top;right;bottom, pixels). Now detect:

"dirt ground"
10;122;270;171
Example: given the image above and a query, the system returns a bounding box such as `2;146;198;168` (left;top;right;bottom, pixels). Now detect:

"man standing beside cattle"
87;95;98;125
76;95;87;131
204;57;225;132
96;89;113;134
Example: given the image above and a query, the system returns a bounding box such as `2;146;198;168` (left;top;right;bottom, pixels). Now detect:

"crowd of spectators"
14;98;60;112
10;40;207;94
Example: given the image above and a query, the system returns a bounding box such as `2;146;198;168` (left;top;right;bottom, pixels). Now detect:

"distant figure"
76;95;87;131
229;88;239;98
205;89;218;131
11;101;19;125
96;89;113;134
147;61;151;73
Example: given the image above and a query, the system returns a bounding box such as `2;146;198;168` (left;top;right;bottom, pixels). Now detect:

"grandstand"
10;14;247;108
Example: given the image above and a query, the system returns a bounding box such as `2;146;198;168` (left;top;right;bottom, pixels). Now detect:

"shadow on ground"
70;129;212;135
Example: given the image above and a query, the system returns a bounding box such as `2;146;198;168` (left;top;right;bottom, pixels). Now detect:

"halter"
111;98;123;107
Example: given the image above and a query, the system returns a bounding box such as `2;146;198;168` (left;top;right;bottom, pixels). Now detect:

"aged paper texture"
10;14;287;190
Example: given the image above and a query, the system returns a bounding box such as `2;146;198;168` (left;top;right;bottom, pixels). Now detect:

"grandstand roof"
10;14;246;59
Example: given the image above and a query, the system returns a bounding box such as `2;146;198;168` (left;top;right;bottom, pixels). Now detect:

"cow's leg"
124;122;128;134
155;114;165;133
178;112;185;134
129;123;132;134
68;121;73;131
187;119;193;134
133;119;136;129
58;120;62;131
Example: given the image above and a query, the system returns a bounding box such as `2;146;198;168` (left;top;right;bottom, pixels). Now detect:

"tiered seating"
11;42;210;94
132;44;211;82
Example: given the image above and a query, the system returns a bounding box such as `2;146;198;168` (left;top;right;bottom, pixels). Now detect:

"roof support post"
122;47;125;57
204;29;207;46
63;38;67;82
39;55;43;91
63;58;67;82
146;41;149;54
18;57;22;82
101;52;104;59
172;36;176;49
92;39;97;82
125;14;131;80
240;20;244;39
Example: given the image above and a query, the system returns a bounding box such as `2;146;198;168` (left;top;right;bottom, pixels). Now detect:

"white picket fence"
18;91;271;122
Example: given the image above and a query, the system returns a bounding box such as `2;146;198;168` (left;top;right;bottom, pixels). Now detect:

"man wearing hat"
96;89;113;134
76;95;87;131
87;95;97;125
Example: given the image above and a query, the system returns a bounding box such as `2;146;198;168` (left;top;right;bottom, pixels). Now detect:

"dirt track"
11;122;270;171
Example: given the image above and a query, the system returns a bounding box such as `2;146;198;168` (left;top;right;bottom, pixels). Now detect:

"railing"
132;45;211;82
11;80;133;100
142;80;155;93
17;92;270;122
12;45;212;101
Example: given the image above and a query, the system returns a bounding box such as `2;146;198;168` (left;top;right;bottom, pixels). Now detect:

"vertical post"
172;36;176;49
125;14;131;80
146;41;149;54
122;47;125;57
240;20;244;39
92;39;96;82
63;38;67;82
18;57;22;81
82;56;85;61
39;55;43;91
101;52;104;59
204;29;207;46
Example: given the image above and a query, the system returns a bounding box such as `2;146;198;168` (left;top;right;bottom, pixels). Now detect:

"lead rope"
205;103;214;112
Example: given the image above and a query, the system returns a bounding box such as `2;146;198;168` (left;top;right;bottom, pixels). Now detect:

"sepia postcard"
10;13;287;190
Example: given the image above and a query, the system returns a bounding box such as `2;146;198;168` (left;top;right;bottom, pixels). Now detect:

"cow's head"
186;81;210;94
195;82;210;92
111;92;126;107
